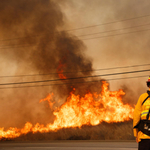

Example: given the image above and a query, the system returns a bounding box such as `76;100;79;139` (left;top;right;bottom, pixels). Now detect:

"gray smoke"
0;0;103;128
1;0;148;130
58;0;150;105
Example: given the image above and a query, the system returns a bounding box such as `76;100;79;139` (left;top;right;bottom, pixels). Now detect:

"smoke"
57;0;150;105
0;0;94;85
0;0;103;128
1;0;148;130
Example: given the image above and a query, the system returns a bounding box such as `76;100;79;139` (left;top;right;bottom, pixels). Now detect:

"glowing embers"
0;81;134;139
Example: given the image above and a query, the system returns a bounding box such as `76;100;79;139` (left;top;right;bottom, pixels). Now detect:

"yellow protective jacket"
133;90;150;142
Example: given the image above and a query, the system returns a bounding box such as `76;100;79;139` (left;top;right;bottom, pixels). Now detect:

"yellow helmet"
147;76;150;83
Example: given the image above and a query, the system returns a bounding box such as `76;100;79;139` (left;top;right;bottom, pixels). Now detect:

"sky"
0;0;150;128
58;0;150;91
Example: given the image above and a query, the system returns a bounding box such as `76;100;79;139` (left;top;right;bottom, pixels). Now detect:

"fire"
0;81;134;140
39;93;54;109
57;60;67;79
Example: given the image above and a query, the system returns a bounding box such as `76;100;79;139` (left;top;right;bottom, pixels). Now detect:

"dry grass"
1;120;134;141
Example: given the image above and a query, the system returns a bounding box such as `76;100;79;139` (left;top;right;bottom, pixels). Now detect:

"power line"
0;74;148;89
0;14;150;42
0;69;149;86
66;14;150;31
81;28;150;40
1;22;150;50
0;63;150;78
1;26;150;50
107;75;149;81
77;23;150;37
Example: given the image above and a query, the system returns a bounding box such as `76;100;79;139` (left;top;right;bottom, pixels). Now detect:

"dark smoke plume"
0;0;102;128
0;0;94;88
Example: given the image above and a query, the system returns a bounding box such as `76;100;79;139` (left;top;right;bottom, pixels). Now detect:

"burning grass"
0;121;134;141
0;81;135;140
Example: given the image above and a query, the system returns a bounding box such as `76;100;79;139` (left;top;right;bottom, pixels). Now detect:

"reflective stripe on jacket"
133;90;150;142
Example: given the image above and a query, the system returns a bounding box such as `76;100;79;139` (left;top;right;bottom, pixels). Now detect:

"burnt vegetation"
0;121;134;141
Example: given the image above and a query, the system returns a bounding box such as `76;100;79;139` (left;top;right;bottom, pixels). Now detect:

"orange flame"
0;81;134;140
39;93;54;109
57;61;67;79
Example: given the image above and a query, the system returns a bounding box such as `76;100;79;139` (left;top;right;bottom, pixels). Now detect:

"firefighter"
133;76;150;150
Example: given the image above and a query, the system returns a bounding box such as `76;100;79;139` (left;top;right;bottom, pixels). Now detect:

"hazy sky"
0;0;149;91
58;0;150;91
